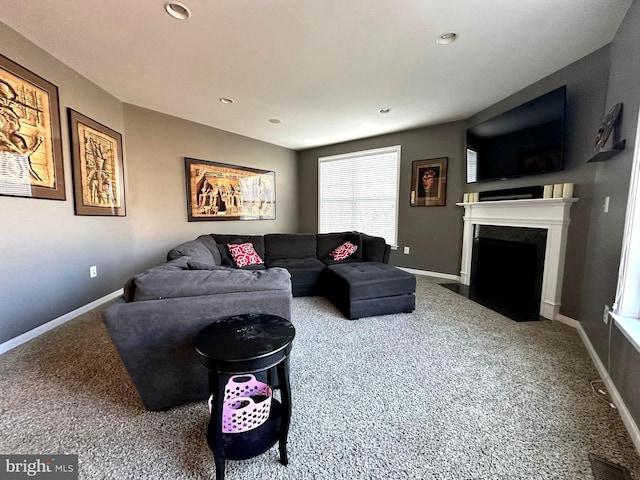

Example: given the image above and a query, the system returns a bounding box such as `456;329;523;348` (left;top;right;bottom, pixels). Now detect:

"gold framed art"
68;109;126;216
0;53;65;200
185;157;275;221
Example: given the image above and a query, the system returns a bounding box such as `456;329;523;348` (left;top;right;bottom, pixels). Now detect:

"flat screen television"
466;85;566;183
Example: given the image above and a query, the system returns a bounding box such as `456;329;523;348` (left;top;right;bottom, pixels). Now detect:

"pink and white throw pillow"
227;243;264;267
331;241;358;261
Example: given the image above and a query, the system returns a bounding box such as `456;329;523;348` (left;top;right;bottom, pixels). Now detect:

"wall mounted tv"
466;85;566;183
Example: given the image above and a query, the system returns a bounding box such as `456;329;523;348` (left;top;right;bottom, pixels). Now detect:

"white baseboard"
0;289;123;356
398;267;460;282
565;315;640;455
555;313;581;329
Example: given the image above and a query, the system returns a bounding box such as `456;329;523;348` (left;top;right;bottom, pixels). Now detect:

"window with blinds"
318;146;400;246
611;106;640;352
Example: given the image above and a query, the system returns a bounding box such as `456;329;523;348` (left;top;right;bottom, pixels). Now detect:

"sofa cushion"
123;277;136;303
264;234;317;261
187;261;230;271
317;232;363;265
266;257;326;270
265;258;326;297
133;267;291;301
123;258;190;302
227;242;264;268
147;257;190;272
217;242;237;267
196;235;223;265
324;262;416;301
167;237;220;265
360;233;390;263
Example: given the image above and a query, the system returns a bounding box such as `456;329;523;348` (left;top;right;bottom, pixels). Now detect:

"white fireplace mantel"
458;198;578;320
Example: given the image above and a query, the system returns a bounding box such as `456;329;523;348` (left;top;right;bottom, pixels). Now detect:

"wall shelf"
586;140;626;163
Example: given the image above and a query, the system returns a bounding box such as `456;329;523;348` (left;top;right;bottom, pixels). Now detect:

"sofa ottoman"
323;262;416;319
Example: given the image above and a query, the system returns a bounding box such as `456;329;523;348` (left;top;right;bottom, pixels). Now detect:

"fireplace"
457;197;577;320
469;226;547;321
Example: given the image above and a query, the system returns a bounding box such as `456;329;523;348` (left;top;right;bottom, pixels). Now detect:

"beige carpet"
1;276;639;479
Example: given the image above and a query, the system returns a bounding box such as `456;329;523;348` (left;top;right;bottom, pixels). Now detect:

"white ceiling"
1;0;632;150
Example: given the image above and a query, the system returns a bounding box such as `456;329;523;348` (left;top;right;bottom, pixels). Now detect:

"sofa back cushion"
166;237;220;265
124;257;190;302
210;234;266;268
132;267;291;301
360;233;390;263
197;235;223;264
316;232;363;265
264;234;317;262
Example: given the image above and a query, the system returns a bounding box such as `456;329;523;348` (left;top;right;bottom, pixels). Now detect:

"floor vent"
589;454;632;480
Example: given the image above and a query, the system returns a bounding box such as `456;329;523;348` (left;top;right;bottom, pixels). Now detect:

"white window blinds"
318;146;400;245
614;106;640;322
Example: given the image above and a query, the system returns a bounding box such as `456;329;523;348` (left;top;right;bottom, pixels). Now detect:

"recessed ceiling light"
165;1;191;20
436;32;457;45
268;118;282;124
219;97;235;104
379;108;391;114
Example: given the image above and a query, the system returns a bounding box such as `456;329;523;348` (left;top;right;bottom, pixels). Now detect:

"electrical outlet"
604;196;610;213
603;304;610;324
403;246;410;255
90;266;97;278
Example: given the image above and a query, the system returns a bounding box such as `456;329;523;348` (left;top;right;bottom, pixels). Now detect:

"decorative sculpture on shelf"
595;103;622;150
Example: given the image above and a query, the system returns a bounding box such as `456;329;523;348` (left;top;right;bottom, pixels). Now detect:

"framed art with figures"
411;157;448;206
0;53;65;200
68;109;126;216
185;157;276;221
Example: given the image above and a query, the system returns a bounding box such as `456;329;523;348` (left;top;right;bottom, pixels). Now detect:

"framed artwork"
410;157;448;206
0;53;65;200
185;157;275;221
68;109;126;216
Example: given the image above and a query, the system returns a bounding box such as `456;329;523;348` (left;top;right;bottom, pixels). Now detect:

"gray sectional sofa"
103;231;415;410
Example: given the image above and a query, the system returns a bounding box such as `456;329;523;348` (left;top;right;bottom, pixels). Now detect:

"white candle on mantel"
543;185;553;199
562;183;574;198
463;193;469;203
553;184;564;198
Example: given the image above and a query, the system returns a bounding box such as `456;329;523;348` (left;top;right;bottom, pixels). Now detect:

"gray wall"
0;23;133;344
466;46;610;319
297;121;466;275
297;46;610;320
0;24;298;345
123;104;298;273
581;0;640;425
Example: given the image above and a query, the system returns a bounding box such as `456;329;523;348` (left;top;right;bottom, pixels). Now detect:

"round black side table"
194;314;295;480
